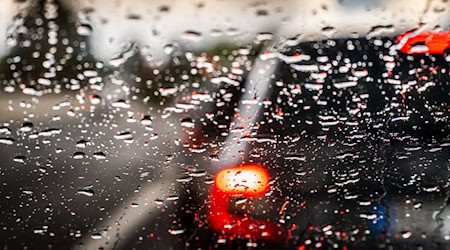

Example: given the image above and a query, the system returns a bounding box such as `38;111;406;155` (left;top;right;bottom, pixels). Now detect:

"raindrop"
168;228;186;235
13;156;26;164
181;118;195;128
73;152;86;160
90;233;102;239
93;152;106;160
0;138;15;145
77;190;94;197
76;23;92;36
19;122;34;132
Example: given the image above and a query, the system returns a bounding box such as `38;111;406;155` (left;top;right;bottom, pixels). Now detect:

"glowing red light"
209;164;286;242
214;164;270;196
395;30;450;54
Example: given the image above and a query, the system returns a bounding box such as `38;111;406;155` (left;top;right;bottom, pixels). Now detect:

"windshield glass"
0;0;449;249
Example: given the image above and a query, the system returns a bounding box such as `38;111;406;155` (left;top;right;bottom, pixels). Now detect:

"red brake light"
209;164;286;242
214;164;269;196
395;30;450;54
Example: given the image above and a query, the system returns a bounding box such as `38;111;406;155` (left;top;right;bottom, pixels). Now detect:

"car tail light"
395;30;450;54
208;164;286;242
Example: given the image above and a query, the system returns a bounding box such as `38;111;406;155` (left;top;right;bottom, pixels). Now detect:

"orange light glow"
214;164;270;196
209;164;285;242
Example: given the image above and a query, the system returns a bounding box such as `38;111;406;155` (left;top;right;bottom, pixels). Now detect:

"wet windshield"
0;0;449;249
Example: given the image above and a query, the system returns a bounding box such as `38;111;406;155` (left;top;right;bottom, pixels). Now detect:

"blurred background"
0;0;449;249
